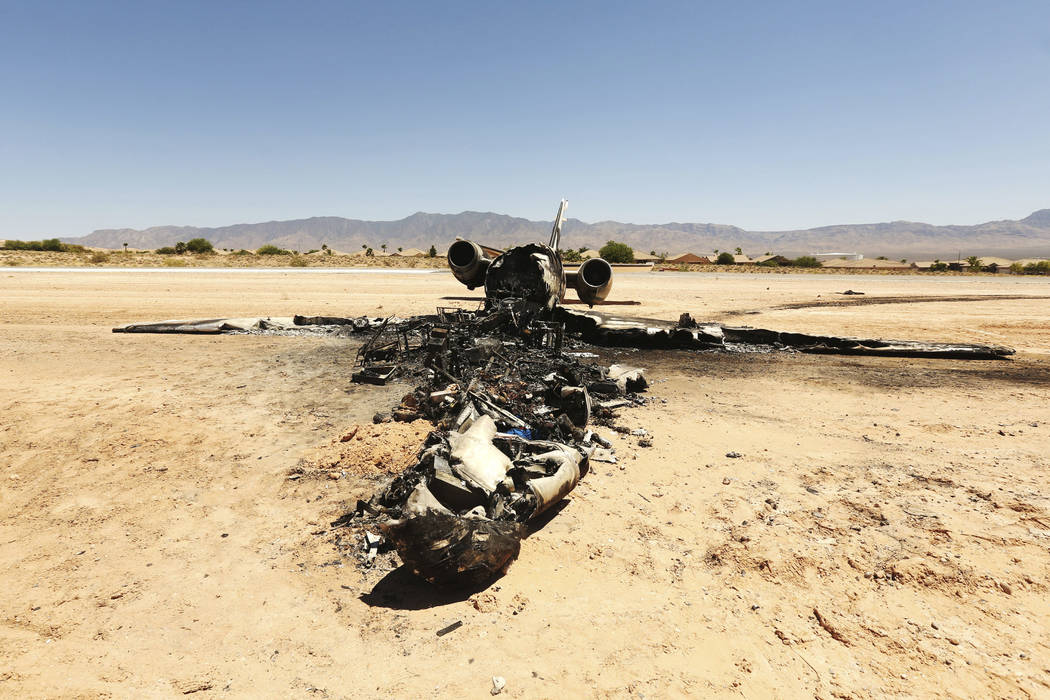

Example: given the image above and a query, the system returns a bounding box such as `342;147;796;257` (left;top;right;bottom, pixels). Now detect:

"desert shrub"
89;251;109;263
184;237;214;254
929;262;949;271
306;249;319;255
600;240;634;263
561;248;583;262
716;252;736;265
756;259;779;267
790;256;822;268
257;244;292;255
155;246;178;254
2;238;82;252
289;255;308;267
1024;260;1050;275
233;249;253;256
428;245;437;258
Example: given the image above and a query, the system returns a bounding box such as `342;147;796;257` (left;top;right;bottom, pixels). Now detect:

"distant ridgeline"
60;208;1050;260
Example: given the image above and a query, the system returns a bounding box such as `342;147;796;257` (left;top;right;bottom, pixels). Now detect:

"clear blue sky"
2;0;1048;237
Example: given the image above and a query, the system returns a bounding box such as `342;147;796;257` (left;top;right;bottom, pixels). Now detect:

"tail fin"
548;199;568;251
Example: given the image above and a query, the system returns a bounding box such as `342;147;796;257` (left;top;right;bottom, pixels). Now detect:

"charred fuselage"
446;200;613;309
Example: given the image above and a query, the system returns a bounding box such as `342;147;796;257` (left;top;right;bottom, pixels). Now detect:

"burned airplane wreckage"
352;200;647;586
355;303;647;586
113;200;1015;587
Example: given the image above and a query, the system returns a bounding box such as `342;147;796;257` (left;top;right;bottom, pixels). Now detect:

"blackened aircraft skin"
446;200;614;309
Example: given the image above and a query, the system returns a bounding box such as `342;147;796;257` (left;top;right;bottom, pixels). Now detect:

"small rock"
722;477;731;485
491;676;506;695
726;451;742;459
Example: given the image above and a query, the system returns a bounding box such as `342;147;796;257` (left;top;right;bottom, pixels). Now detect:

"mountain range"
63;209;1050;259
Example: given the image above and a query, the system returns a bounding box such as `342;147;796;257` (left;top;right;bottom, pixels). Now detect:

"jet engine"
446;240;491;289
567;257;613;306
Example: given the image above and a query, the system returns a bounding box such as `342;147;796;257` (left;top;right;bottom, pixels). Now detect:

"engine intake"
447;240;491;289
573;257;613;306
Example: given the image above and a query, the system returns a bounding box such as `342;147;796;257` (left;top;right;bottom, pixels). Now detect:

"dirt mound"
294;420;433;478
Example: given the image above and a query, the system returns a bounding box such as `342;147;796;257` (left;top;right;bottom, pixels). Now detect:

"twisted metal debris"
352;302;647;586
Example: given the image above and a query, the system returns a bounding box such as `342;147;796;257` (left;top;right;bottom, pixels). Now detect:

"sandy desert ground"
2;268;1049;699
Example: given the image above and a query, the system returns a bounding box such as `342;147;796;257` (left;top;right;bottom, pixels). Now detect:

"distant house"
667;253;710;264
731;254;751;264
751;254;791;265
975;256;1015;272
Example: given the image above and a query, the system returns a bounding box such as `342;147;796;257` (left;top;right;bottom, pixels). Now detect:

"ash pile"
350;302;647;587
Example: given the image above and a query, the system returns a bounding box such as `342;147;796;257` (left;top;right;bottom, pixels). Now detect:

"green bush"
756;258;779;267
2;238;83;252
1024;260;1050;275
716;252;736;265
790;256;822;268
233;249;253;256
599;240;634;263
929;262;949;271
184;237;214;254
155;246;178;254
561;249;583;262
257;244;292;255
428;245;437;258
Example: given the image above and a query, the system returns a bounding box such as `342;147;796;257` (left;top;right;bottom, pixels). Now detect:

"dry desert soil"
2;268;1050;699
